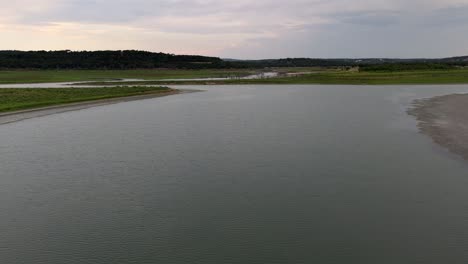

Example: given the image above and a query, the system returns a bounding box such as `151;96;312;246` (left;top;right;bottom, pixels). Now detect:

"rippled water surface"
2;85;468;264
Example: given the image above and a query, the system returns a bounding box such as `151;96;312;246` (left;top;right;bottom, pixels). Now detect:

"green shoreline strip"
2;68;468;86
0;86;173;113
158;69;468;85
58;69;468;86
0;69;253;84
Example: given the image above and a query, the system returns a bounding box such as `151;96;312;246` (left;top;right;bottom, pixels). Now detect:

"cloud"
334;10;402;27
424;4;468;27
0;0;468;58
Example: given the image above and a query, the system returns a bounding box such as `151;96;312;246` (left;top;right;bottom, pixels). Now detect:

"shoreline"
408;93;468;161
67;80;468;86
0;89;189;125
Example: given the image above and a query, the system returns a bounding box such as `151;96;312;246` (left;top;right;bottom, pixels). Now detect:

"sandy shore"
408;93;468;160
0;89;188;125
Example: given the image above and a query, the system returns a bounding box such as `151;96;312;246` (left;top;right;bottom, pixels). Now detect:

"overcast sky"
1;0;468;59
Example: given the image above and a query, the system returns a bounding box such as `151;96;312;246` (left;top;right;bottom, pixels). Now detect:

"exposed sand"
408;93;468;160
0;89;190;125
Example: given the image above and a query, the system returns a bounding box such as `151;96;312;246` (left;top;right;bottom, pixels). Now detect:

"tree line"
0;51;357;69
0;50;223;69
0;50;466;70
359;63;459;72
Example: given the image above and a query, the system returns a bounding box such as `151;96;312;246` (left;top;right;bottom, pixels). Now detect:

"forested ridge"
0;50;222;69
0;50;467;70
0;51;358;69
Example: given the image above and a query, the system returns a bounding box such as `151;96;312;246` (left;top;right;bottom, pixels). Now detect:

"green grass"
0;86;173;113
212;70;468;85
62;68;468;86
172;69;468;85
0;69;254;84
2;68;468;85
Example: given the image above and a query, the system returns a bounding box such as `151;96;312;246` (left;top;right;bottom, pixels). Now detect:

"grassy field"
1;68;468;86
216;69;468;85
0;86;173;113
0;69;254;84
65;68;468;86
176;69;468;85
1;67;467;114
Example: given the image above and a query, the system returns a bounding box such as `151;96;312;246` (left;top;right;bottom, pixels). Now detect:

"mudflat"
409;93;468;160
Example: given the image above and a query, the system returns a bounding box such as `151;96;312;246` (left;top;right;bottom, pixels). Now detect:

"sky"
1;0;468;59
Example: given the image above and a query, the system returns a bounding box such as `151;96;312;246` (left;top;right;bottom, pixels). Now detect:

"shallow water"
158;72;278;81
0;79;144;88
2;85;468;264
0;72;278;88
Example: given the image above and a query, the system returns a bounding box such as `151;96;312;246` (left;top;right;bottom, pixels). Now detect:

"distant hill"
0;50;222;70
0;50;467;70
440;56;468;63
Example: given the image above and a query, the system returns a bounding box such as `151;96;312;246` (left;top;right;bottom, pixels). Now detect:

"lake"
2;85;468;264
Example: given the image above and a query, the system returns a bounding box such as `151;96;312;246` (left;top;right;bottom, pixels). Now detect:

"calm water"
2;85;468;264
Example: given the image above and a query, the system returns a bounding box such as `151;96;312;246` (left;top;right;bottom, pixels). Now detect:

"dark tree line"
0;50;467;70
0;50;223;69
359;63;459;72
0;51;356;69
225;58;357;68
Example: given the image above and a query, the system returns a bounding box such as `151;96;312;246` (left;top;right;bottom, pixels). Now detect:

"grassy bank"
70;68;468;86
219;69;468;85
0;86;173;113
0;69;254;84
2;68;468;85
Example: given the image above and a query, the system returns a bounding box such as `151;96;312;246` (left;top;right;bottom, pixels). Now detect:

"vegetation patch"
65;68;468;85
2;67;468;86
0;69;254;84
0;86;173;113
